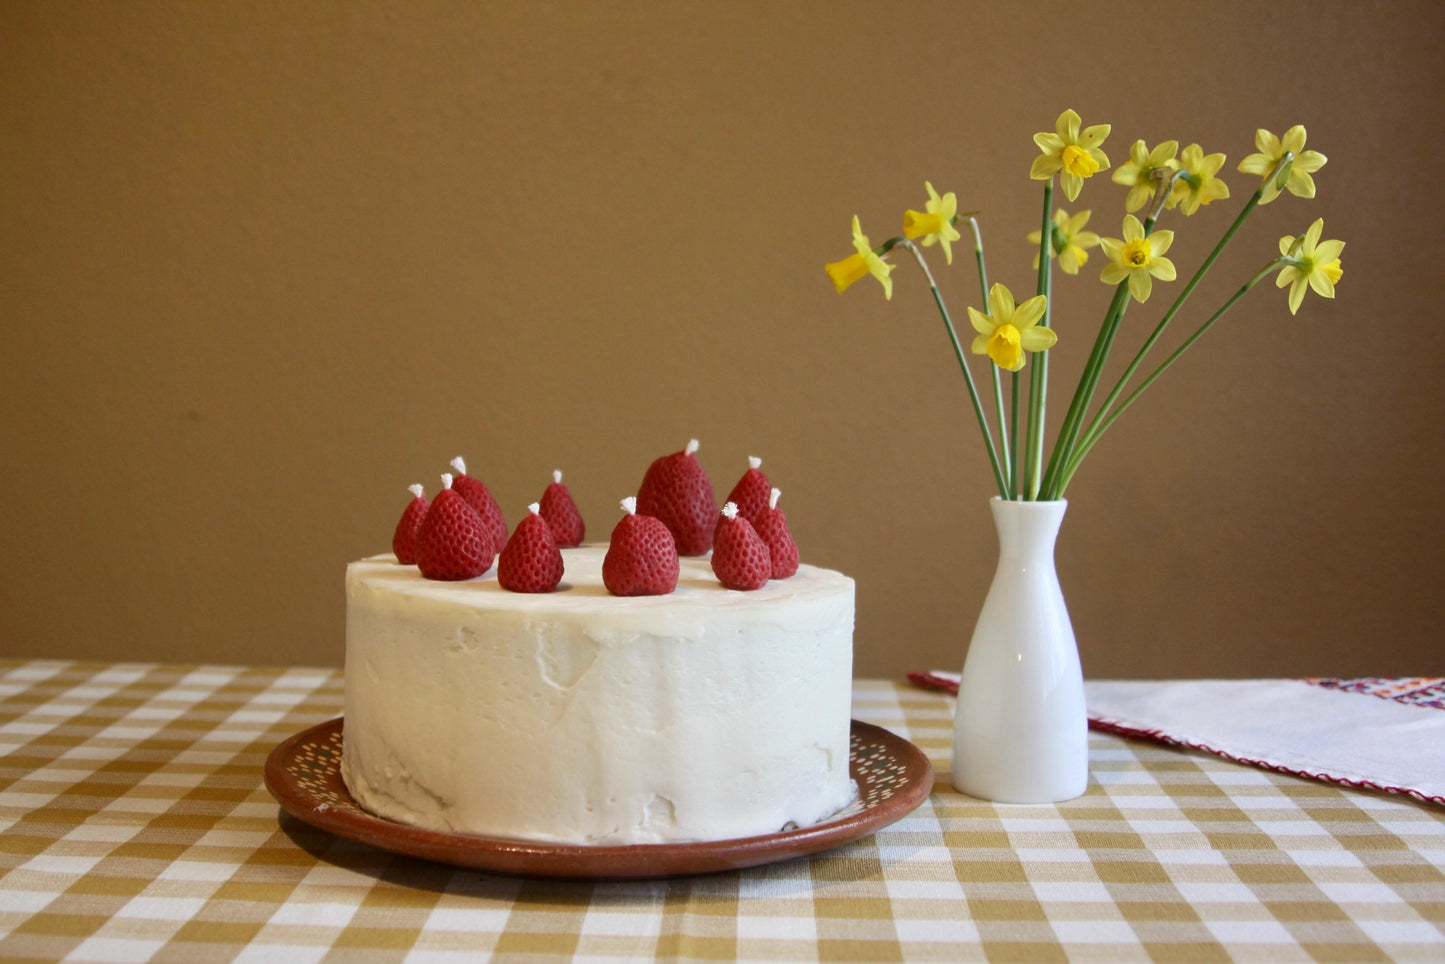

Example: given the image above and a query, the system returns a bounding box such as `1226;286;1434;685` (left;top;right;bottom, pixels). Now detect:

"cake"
341;545;856;845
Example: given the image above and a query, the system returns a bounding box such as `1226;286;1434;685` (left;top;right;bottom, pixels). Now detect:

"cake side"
341;546;856;845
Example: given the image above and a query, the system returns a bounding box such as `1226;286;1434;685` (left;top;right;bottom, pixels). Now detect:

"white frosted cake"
341;545;856;845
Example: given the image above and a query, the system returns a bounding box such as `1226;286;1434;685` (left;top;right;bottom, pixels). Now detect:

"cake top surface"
349;545;853;615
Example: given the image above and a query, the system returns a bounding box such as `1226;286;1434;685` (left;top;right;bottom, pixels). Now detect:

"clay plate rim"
264;718;934;880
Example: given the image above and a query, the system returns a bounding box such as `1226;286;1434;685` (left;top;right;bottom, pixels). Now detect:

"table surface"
1;660;1442;963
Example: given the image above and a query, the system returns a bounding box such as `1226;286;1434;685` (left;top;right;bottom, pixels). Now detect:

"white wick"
769;487;781;510
721;501;739;520
528;502;541;516
748;455;761;470
450;456;467;476
685;438;700;456
621;496;637;515
440;472;454;490
408;483;424;499
553;469;563;484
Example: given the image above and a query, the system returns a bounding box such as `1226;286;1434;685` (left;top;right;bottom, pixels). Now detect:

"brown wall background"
3;1;1442;680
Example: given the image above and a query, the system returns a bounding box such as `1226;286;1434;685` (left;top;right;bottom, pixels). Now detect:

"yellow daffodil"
967;283;1054;371
1111;139;1179;213
1238;125;1328;203
1167;144;1230;216
825;216;893;299
1030;109;1111;202
1275;218;1344;314
1027;208;1101;275
1100;214;1177;303
902;182;962;265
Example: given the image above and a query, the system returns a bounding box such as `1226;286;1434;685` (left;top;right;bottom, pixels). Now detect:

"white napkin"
917;673;1445;807
1085;679;1445;807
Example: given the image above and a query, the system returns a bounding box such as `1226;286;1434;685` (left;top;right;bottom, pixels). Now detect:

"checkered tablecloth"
2;660;1442;962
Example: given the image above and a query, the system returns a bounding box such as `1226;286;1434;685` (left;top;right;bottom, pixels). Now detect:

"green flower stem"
1063;186;1265;497
1039;281;1131;499
900;240;1010;499
1041;166;1267;500
966;216;1011;495
1041;175;1178;496
1023;181;1054;500
1010;372;1020;498
1143;168;1183;228
1055;257;1283;494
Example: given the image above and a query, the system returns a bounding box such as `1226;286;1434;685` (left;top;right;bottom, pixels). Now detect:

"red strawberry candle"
602;497;680;596
755;488;800;579
448;456;508;550
722;456;772;526
711;501;772;591
414;473;495;581
538;469;585;548
636;438;716;556
499;503;565;593
391;483;429;565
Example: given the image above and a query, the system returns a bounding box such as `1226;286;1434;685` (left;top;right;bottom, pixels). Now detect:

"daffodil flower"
902;182;962;265
1027;209;1101;275
1100;214;1177;303
1275;218;1344;314
1238;125;1328;203
1030;109;1111;202
967;283;1054;372
825;216;893;299
1168;144;1230;216
1111;139;1179;213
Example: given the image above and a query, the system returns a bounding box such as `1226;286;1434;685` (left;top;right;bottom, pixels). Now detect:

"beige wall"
3;1;1441;679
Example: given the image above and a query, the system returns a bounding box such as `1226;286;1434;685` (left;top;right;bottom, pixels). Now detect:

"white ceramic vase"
951;497;1088;803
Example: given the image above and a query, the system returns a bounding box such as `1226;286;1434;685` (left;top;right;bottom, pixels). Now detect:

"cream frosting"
341;546;856;845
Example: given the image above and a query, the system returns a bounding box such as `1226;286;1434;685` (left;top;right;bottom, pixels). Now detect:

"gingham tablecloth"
2;660;1442;962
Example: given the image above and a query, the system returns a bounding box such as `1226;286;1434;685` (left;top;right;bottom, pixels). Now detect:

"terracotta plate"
264;718;934;880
